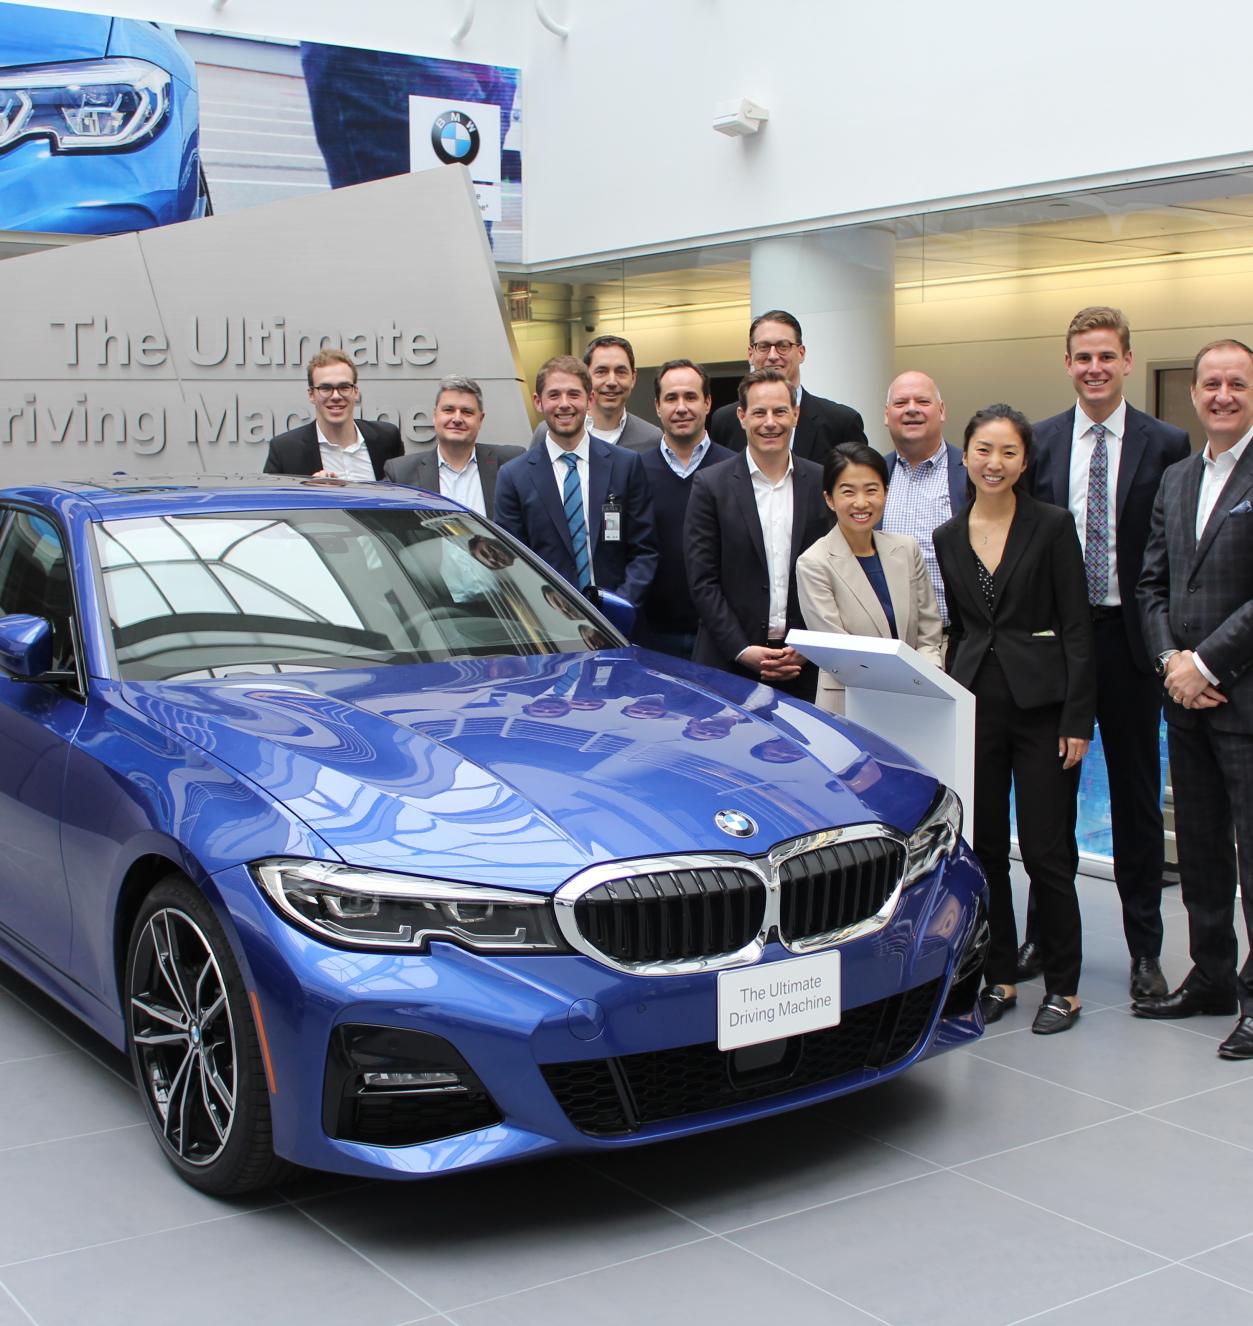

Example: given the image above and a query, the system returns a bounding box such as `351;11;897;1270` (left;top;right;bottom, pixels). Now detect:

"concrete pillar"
750;225;895;449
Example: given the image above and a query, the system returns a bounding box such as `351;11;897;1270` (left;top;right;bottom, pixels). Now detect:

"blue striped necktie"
1085;423;1109;605
561;453;591;590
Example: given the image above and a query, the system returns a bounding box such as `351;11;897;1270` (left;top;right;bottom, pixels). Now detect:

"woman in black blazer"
934;405;1095;1035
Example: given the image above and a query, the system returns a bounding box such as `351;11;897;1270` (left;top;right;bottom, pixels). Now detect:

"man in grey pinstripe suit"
1135;338;1253;1058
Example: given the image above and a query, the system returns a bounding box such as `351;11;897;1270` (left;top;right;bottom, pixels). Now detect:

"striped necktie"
1085;423;1109;605
561;453;591;590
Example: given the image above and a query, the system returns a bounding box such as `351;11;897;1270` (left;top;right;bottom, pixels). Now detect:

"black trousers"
974;654;1083;996
1167;720;1253;1016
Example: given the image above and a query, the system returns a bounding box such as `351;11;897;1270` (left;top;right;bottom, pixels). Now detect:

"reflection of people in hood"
752;736;805;764
467;536;514;571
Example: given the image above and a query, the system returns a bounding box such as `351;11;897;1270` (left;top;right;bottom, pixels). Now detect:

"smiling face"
1065;328;1132;423
433;389;484;451
738;378;798;462
587;344;636;418
884;372;945;457
963;417;1028;494
534;370;590;446
655;365;711;448
308;361;359;431
747;318;806;386
825;462;887;539
1192;344;1253;453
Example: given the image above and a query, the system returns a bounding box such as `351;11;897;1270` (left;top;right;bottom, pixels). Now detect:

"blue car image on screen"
0;2;206;233
0;476;988;1195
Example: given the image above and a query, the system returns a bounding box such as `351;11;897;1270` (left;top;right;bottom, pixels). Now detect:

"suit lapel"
1045;410;1076;507
527;447;575;556
947;505;992;623
830;533;890;632
586;439;612;558
1179;452;1203;557
789;463;818;566
881;537;912;634
732;456;769;572
477;449;498;514
991;492;1039;609
417;450;439;493
1115;406;1148;525
792;394;816;462
1194;444;1253;568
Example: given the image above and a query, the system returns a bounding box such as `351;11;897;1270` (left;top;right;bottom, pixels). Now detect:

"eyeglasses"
750;340;798;355
311;381;358;398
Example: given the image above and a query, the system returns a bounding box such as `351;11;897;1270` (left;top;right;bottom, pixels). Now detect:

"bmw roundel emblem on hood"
715;809;757;838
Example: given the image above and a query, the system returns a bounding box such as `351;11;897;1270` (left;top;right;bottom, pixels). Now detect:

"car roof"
0;474;448;523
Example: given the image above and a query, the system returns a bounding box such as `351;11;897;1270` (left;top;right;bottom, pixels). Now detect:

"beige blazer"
795;527;943;714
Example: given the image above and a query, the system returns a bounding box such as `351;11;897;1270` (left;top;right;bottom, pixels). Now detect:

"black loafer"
1016;940;1044;981
1032;995;1080;1035
979;985;1017;1023
1129;957;1168;1000
1131;984;1237;1019
1218;1016;1253;1060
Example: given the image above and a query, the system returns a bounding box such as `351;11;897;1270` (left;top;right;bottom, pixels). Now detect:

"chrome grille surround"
553;824;907;977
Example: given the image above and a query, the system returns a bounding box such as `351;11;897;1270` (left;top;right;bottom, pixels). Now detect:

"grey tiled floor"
1;871;1250;1326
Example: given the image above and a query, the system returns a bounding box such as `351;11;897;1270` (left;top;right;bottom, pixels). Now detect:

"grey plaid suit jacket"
1138;443;1253;733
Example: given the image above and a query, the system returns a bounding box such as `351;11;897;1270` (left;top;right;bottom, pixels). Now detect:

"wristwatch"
1154;649;1179;677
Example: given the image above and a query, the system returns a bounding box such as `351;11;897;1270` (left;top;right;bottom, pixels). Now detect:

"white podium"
787;630;976;838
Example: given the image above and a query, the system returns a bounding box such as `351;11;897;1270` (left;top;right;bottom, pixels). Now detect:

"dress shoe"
1217;1016;1253;1060
1129;957;1168;1000
1032;995;1080;1035
979;985;1017;1023
1131;984;1237;1019
1016;940;1044;981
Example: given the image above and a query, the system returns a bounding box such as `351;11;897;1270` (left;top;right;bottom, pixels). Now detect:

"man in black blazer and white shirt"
1025;307;1190;1000
708;310;866;464
1135;338;1253;1059
263;347;402;480
383;374;521;520
685;368;833;702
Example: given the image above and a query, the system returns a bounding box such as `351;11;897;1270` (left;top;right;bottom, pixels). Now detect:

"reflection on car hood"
122;652;936;891
1;6;114;65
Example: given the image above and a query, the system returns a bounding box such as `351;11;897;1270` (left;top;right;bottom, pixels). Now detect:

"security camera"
713;98;768;137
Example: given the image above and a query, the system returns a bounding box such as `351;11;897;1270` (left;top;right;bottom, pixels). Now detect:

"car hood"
1;5;113;65
122;652;936;892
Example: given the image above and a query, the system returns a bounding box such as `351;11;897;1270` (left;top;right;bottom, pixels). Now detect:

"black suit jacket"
1026;403;1190;672
263;419;403;480
382;442;523;520
494;434;658;605
1138;443;1253;733
708;389;867;465
685;452;833;675
934;491;1095;738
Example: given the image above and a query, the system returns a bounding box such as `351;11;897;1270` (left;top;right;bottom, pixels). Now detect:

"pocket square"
1030;629;1056;638
1231;499;1253;515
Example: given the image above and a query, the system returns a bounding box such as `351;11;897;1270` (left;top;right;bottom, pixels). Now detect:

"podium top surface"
787;629;971;703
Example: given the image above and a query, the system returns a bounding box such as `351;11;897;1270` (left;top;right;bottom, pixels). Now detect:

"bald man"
880;371;967;626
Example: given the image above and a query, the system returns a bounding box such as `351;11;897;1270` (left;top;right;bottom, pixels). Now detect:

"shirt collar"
894;438;946;471
661;433;710;475
438;446;478;474
746;449;793;485
546;431;590;465
1075;398;1127;442
1202;427;1253;468
316;423;364;452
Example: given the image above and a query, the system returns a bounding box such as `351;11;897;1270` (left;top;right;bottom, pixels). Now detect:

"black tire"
198;162;214;217
125;874;287;1195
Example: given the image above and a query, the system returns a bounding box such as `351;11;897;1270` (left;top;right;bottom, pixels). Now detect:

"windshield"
93;506;615;681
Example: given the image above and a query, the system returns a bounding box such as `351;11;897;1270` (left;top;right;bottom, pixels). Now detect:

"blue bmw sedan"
0;475;987;1194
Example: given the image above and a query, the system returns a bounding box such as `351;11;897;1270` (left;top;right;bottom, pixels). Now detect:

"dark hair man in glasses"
708;310;867;461
264;348;402;480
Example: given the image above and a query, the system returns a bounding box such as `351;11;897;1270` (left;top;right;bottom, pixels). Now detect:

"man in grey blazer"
1134;338;1253;1060
384;375;522;520
528;335;661;454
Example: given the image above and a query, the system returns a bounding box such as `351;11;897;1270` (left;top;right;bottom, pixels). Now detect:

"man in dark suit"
635;358;733;660
263;347;402;480
496;355;658;611
528;335;661;454
383;374;521;520
1134;338;1253;1059
881;370;967;629
707;310;866;463
1022;307;1191;999
686;368;833;702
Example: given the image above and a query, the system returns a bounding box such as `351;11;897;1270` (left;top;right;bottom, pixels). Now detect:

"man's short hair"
1191;338;1253;384
536;355;593;397
1066;306;1131;355
435;374;484;412
306;347;357;387
653;358;711;401
737;367;797;410
583;334;636;371
748;309;803;345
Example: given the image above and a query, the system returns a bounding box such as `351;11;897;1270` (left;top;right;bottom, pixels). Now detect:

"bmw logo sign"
715;809;757;838
431;109;481;166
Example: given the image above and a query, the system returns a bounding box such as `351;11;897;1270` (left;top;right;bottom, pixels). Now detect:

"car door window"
0;508;77;674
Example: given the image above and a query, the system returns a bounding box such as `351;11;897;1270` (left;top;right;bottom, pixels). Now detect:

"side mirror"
595;589;636;639
0;614;53;679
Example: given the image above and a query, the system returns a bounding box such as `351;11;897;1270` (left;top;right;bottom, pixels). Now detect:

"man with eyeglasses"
708;310;867;462
263;348;403;480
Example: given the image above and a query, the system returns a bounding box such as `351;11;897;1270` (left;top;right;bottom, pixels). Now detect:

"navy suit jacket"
885;441;968;516
708;389;866;464
262;418;402;480
494;434;659;605
1026;403;1190;672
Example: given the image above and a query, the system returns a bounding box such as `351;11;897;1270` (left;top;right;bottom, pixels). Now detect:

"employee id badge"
602;495;622;543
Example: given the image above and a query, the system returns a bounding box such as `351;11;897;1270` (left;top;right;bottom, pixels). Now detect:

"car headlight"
252;858;567;953
0;58;171;155
902;785;962;888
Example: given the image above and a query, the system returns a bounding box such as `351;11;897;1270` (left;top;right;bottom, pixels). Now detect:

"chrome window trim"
553;823;907;978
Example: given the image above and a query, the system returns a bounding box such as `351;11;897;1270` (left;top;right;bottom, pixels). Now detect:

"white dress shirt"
316;424;374;481
1068;399;1125;606
546;431;595;585
747;451;795;636
587;413;627;445
438;449;485;516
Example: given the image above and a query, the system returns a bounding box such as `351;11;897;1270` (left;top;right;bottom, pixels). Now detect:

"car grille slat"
777;836;904;943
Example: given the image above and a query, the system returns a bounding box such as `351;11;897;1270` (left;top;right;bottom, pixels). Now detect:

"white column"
750;226;895;450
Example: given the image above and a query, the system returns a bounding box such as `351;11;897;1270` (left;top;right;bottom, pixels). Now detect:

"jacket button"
1188;585;1198;594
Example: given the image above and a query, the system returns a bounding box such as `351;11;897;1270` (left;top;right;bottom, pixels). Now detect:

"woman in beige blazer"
796;442;943;714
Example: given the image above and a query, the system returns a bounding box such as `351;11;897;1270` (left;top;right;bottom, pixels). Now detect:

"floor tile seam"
951;1168;1175;1262
937;1109;1136;1169
1165;1018;1236;1045
718;1238;896;1326
999;1264;1178;1325
1138;1110;1253;1157
1138;1069;1253;1112
282;1194;454;1320
961;1047;1129;1109
0;1196;286;1271
0;1120;147;1157
1178;1227;1253;1261
1181;1261;1253;1299
578;1158;722;1237
0;1049;78;1070
0;990;133;1086
0;1278;40;1326
715;1164;943;1235
442;1233;718;1314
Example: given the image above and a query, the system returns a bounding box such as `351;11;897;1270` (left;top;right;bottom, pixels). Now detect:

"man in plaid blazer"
1134;339;1253;1059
